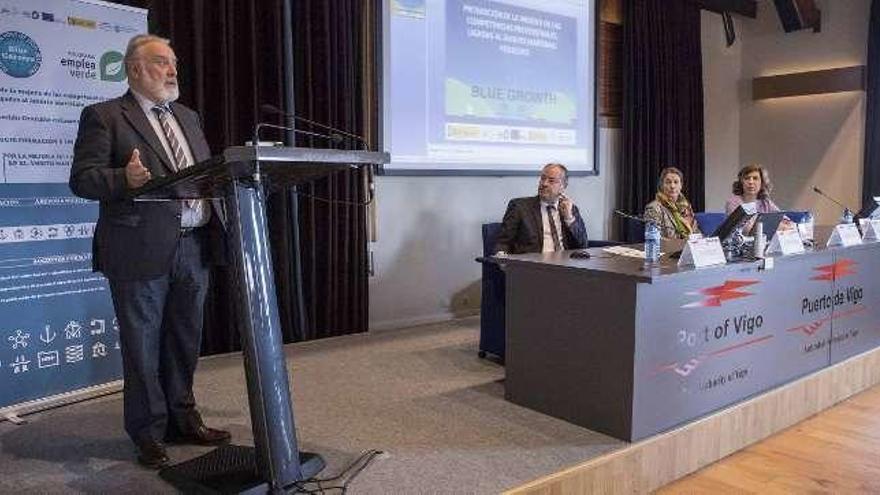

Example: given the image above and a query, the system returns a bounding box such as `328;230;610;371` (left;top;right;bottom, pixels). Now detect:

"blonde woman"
644;167;700;239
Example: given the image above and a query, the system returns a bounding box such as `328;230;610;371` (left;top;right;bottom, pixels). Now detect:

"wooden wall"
599;0;623;129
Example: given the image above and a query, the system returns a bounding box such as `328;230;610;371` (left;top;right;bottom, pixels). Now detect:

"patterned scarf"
656;191;695;238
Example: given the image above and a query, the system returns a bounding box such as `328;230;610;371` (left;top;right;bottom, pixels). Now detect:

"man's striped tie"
152;105;197;209
547;204;563;251
152;105;189;172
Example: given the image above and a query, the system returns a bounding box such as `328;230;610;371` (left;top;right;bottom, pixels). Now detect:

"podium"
130;146;389;493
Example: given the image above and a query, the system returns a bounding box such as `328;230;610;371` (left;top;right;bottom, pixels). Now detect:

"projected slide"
383;0;596;174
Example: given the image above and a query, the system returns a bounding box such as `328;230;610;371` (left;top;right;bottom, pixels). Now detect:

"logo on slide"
0;31;42;78
99;50;126;82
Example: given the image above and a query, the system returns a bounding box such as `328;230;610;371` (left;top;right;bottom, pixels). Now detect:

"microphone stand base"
159;444;325;494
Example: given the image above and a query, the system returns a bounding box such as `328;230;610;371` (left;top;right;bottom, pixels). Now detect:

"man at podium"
68;34;229;469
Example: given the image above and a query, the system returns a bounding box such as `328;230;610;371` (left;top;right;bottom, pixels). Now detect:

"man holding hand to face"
69;34;229;469
494;163;588;255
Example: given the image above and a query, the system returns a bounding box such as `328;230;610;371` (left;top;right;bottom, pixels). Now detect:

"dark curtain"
115;0;374;352
287;1;373;341
619;0;705;239
865;0;880;209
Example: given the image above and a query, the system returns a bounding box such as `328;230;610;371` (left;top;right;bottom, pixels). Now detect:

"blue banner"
0;0;147;410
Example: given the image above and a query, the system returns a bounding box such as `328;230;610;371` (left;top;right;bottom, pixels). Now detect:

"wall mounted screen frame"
380;0;599;176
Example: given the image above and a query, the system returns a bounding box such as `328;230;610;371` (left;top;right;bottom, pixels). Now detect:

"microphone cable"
262;167;377;208
288;449;384;494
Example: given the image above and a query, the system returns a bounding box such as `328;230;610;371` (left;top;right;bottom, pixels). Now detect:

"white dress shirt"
130;89;209;228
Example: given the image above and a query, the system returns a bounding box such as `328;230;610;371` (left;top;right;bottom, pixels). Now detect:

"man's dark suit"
69;91;220;278
493;196;588;254
69;91;221;445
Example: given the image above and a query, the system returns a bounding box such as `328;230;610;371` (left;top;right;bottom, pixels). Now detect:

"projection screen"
381;0;598;175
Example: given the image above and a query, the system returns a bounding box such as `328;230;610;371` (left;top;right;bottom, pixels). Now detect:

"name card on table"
797;220;814;242
826;223;863;248
766;229;805;256
678;237;726;268
859;219;880;242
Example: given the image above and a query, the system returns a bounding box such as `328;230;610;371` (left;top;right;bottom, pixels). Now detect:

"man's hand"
559;192;575;223
125;149;151;188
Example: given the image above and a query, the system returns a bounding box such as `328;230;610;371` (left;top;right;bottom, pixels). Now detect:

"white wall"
369;129;619;330
702;11;742;211
703;0;870;223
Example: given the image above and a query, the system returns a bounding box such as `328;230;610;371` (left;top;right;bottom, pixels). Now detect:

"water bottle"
841;208;854;224
644;221;661;263
753;221;765;258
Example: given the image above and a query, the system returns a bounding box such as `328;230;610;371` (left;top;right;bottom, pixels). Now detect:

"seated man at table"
494;163;588;255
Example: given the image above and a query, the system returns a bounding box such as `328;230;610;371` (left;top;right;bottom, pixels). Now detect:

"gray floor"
0;317;624;494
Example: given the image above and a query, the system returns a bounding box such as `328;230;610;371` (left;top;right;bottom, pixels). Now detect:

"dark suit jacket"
493;196;588;254
69;91;222;280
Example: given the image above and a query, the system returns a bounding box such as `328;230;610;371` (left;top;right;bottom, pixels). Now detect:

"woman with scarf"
643;167;701;239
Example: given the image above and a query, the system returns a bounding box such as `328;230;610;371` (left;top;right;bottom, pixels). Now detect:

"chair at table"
476;223;621;364
695;212;726;236
478;223;506;362
625;217;645;243
784;210;808;223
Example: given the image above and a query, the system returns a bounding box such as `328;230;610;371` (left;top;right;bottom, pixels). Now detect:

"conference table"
501;235;880;441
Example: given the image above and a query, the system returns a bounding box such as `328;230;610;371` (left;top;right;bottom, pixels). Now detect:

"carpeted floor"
0;317;624;494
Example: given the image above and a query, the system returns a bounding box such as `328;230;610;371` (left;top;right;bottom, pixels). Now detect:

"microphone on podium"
251;122;342;148
260;104;370;151
812;186;854;220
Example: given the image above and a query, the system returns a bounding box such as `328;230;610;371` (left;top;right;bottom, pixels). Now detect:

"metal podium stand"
130;146;388;494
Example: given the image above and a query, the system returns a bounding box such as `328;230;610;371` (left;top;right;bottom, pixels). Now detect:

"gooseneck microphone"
812;186;854;217
613;209;646;223
260;104;370;151
249;121;377;207
251;122;343;147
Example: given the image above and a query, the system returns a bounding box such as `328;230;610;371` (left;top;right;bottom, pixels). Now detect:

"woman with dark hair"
644;167;700;239
725;164;781;215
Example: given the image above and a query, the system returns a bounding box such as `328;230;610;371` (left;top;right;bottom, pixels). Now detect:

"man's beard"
539;189;556;202
160;84;179;103
152;82;179;104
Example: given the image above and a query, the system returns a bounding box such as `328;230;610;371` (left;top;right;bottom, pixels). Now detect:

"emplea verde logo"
0;31;42;78
99;50;126;82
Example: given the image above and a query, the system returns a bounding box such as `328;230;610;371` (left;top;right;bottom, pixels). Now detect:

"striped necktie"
151;105;188;172
547;204;563;251
152;105;198;210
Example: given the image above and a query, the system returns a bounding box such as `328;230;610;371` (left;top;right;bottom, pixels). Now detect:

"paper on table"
603;246;663;259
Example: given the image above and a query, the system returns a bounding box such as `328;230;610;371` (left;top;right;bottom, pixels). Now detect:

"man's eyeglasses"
139;56;178;69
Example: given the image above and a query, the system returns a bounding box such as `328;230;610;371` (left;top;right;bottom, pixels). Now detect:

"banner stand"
0;381;122;424
0;1;146;416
